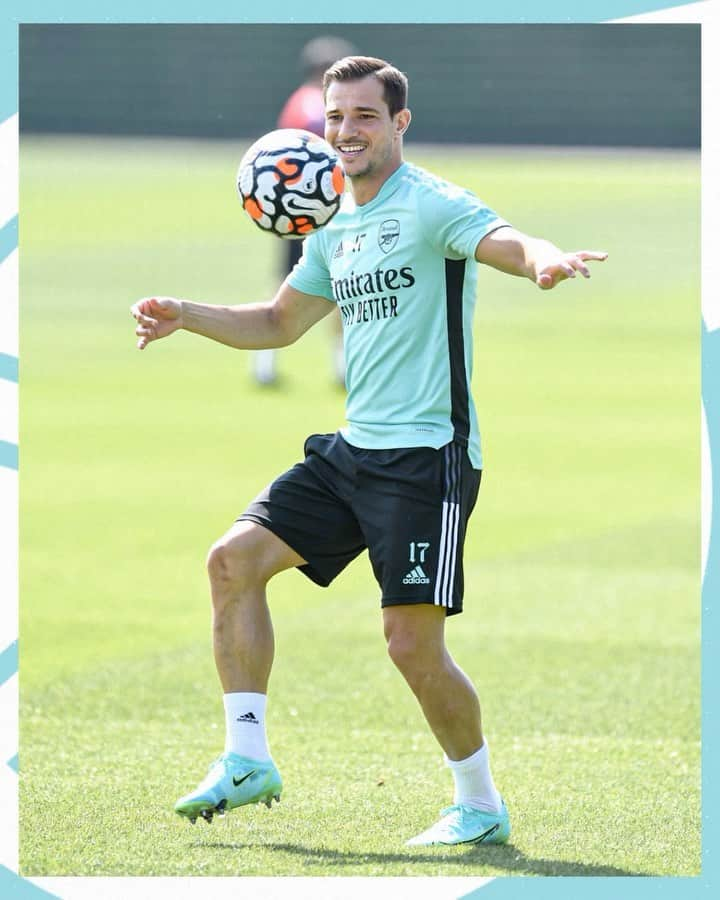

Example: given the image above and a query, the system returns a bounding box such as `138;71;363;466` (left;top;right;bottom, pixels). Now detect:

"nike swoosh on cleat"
470;823;500;844
232;770;257;787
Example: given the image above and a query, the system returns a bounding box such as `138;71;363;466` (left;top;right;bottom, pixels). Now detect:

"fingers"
134;322;157;350
132;309;159;328
130;299;158;325
536;267;572;290
537;273;554;290
130;297;168;350
568;256;589;279
571;250;608;279
130;295;177;322
131;312;157;350
536;250;608;290
576;251;609;262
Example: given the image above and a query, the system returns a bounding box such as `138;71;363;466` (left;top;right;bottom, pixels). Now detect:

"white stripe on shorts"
434;500;450;607
445;501;460;606
434;498;460;609
434;443;462;609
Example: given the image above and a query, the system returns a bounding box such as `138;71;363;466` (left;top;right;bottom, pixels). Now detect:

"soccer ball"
237;128;345;239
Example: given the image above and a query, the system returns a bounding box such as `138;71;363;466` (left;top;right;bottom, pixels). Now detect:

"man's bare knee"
207;539;254;593
386;630;437;689
207;521;304;594
384;605;447;686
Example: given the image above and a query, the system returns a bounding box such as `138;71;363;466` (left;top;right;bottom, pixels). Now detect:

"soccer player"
253;35;354;387
131;56;607;846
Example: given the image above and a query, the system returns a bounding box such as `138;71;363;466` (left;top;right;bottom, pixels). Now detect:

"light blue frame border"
0;2;710;898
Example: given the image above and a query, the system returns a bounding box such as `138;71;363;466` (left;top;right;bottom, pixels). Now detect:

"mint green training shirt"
287;161;509;468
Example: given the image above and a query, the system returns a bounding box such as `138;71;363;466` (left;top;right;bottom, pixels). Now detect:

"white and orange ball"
237;129;345;239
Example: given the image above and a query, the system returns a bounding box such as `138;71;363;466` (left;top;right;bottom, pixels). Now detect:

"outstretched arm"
475;226;607;290
130;280;335;351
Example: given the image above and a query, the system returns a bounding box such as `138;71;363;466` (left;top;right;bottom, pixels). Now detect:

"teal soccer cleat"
174;752;282;824
406;801;511;846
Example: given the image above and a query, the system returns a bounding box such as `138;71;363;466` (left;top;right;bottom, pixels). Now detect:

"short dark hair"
322;56;409;117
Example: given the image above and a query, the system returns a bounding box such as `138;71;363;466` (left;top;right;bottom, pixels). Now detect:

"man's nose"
336;118;355;139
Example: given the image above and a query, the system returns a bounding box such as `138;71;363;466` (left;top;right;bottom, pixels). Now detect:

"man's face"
324;76;406;182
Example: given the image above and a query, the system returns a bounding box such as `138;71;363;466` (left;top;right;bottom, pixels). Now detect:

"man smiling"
131;56;606;846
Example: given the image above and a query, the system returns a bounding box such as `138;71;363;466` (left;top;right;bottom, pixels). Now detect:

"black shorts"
238;432;481;616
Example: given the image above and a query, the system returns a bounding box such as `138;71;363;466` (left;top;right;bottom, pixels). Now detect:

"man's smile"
336;142;367;160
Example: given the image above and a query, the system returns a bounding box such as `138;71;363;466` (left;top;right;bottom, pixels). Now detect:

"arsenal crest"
378;219;400;254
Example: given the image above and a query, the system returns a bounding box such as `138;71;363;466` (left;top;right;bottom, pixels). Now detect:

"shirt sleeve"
419;180;510;260
286;232;336;302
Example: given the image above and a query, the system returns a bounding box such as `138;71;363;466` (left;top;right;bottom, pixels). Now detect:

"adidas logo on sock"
403;565;430;585
236;712;259;724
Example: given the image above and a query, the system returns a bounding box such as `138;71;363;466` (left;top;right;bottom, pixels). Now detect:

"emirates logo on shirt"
330;265;415;303
378;219;400;254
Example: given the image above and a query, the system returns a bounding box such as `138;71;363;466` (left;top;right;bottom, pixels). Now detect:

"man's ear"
395;108;412;136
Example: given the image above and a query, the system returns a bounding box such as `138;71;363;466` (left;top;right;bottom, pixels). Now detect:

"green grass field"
18;136;700;877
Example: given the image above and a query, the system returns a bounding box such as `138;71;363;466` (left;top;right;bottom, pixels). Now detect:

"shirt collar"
354;162;408;214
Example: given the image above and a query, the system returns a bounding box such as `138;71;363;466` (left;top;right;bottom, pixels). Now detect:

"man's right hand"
131;296;183;350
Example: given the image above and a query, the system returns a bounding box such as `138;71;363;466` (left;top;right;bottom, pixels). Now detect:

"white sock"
445;742;502;814
223;692;271;762
253;349;277;385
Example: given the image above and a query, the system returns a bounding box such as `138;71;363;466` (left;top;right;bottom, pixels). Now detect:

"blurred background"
21;24;699;146
17;24;700;878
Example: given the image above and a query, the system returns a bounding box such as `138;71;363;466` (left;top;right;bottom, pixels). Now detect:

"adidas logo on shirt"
403;565;430;585
236;712;259;724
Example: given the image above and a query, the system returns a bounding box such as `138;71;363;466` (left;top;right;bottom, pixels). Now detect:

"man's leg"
174;521;305;824
382;604;484;760
383;604;510;846
207;519;305;694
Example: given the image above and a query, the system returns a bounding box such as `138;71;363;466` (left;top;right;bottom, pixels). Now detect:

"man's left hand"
536;250;608;290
